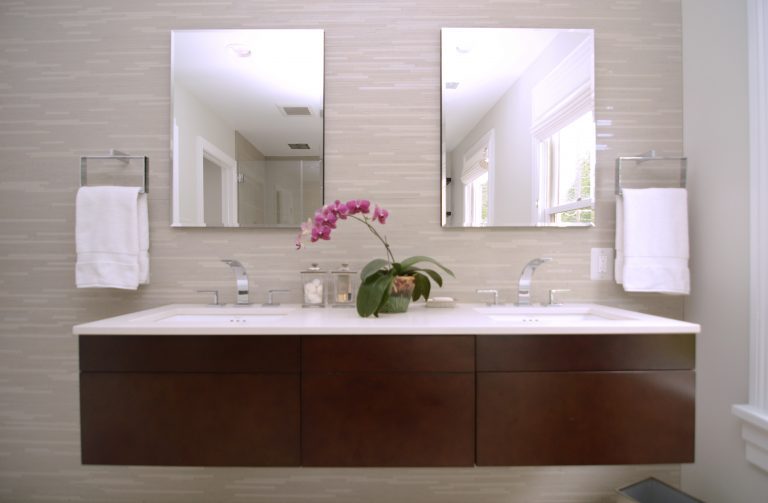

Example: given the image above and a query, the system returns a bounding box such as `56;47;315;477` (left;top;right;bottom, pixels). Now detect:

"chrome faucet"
222;259;250;305
517;257;552;306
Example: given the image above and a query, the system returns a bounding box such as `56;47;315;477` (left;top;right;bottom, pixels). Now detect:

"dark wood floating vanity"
78;331;695;467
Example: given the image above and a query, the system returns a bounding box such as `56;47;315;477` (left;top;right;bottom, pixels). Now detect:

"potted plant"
296;199;454;317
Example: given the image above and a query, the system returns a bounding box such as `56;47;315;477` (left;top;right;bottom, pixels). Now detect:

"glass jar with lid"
301;263;327;307
331;263;357;307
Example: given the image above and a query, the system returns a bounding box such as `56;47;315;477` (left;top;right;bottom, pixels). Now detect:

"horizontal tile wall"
0;0;685;500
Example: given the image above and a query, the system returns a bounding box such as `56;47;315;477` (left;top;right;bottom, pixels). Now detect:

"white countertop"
73;303;701;336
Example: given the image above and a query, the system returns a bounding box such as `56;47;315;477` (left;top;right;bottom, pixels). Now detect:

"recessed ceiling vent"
279;105;313;117
288;143;311;150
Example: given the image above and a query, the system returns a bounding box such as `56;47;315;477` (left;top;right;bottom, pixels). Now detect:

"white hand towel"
614;195;624;284
137;192;150;285
76;186;150;289
621;188;690;295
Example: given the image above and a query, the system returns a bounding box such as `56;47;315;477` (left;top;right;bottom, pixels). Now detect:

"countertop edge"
72;303;702;336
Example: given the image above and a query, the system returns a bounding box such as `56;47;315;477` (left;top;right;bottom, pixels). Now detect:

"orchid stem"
351;215;396;264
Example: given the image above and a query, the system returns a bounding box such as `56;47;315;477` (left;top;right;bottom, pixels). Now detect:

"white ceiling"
442;28;562;151
172;29;324;157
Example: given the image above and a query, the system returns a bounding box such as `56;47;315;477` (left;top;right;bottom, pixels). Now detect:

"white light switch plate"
590;248;614;281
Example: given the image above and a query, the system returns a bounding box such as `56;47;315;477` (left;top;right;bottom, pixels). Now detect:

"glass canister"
331;263;357;307
301;263;327;307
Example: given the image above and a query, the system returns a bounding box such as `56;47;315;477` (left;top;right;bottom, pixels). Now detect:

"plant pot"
379;276;415;313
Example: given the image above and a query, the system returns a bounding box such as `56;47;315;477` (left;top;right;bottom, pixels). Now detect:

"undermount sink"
486;313;611;323
153;306;293;326
474;305;636;324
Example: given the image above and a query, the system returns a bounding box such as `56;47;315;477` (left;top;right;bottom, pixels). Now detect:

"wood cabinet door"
302;373;475;467
301;335;475;467
476;371;695;465
80;373;300;466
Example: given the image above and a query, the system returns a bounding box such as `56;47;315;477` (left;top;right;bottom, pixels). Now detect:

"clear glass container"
331;263;357;307
301;263;327;307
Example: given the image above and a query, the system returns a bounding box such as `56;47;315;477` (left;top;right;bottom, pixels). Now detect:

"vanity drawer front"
302;335;475;372
80;336;299;372
477;333;695;371
476;370;695;465
302;372;475;466
81;372;300;466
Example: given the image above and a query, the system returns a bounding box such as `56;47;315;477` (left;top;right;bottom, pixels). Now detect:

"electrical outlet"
590;248;614;281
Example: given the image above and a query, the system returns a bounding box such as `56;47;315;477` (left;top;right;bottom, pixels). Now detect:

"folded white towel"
137;192;149;284
615;195;624;284
619;188;690;295
76;186;150;289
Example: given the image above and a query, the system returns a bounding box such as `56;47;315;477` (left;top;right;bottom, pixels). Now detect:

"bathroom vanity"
74;304;699;468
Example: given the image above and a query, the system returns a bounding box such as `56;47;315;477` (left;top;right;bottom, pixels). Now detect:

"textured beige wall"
0;0;686;501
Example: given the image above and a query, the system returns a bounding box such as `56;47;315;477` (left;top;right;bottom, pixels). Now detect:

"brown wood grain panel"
476;371;695;465
79;336;299;372
80;373;300;466
302;373;475;466
302;335;475;372
476;334;695;372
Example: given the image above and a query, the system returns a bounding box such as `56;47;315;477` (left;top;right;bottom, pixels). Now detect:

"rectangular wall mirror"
441;28;595;228
171;29;324;228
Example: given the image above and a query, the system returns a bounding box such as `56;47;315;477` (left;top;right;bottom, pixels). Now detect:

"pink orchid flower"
310;224;331;242
373;204;389;224
330;200;349;219
314;207;338;229
345;199;371;215
295;218;313;250
295;199;388;253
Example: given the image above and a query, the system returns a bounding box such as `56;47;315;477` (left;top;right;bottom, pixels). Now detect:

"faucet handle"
196;289;220;306
476;288;500;306
264;289;290;307
548;289;570;306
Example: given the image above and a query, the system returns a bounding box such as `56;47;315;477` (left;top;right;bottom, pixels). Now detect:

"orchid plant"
296;199;454;317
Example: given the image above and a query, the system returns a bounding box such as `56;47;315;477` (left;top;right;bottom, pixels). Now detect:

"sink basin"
157;313;288;325
474;305;636;324
153;307;293;326
486;313;611;323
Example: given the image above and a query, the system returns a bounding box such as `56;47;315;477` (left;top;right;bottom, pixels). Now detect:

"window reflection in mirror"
171;29;324;228
441;28;595;228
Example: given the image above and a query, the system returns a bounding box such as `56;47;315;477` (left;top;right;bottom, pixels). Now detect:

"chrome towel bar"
80;149;149;193
615;150;686;196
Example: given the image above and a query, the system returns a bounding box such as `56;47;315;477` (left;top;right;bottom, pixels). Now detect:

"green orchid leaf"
360;258;389;282
362;268;387;286
398;256;455;277
356;273;394;317
411;273;423;301
412;272;431;301
409;267;443;287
